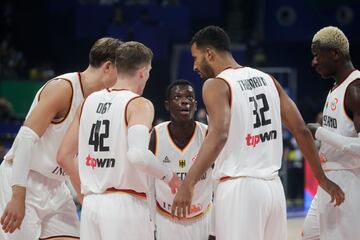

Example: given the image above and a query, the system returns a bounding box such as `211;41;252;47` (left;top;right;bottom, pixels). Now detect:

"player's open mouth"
180;109;190;115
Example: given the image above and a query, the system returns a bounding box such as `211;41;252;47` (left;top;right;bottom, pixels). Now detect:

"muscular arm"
57;104;83;203
171;78;230;217
126;97;173;181
274;79;344;205
180;78;230;186
314;79;360;157
1;80;73;233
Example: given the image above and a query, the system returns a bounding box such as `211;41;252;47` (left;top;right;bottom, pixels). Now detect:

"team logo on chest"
163;156;171;163
330;98;338;111
179;159;186;168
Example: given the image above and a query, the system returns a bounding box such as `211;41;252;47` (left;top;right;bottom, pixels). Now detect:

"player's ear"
194;100;198;112
164;100;169;112
102;60;113;72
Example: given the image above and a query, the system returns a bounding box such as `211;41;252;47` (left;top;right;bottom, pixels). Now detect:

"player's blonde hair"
312;26;349;56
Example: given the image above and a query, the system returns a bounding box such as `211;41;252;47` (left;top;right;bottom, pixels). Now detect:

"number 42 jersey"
78;89;147;195
213;67;283;180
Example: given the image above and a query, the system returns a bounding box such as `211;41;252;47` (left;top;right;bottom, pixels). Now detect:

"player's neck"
80;66;106;97
168;121;196;141
111;77;140;94
334;61;355;85
213;55;241;76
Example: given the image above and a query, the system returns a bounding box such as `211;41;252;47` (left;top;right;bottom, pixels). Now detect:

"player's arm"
273;79;345;206
1;80;72;233
171;78;231;218
126;97;178;192
310;79;360;157
57;103;83;204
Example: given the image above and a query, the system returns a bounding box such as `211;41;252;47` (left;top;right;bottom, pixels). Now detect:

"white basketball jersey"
78;89;148;196
154;121;212;218
5;72;84;181
213;67;283;180
319;70;360;170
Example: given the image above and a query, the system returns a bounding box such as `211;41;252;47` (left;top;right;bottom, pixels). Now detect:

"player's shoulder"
154;121;170;131
195;121;208;130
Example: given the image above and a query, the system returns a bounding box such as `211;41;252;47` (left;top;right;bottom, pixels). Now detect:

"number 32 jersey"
78;89;147;195
213;67;283;180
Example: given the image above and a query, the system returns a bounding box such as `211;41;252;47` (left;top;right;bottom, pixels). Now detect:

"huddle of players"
1;24;358;240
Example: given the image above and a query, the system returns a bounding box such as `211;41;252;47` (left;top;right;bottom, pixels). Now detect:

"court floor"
288;217;305;240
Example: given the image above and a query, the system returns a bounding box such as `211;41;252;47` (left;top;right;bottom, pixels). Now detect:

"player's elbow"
127;147;147;170
56;147;71;168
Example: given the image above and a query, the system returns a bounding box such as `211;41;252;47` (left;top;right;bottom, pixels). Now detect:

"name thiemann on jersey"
237;76;268;91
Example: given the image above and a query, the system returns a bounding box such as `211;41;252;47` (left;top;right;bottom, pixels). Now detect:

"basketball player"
149;80;214;240
171;26;345;240
302;26;360;240
0;37;122;240
57;41;179;240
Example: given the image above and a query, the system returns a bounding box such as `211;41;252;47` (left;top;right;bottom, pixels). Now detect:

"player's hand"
318;177;345;206
171;179;194;219
168;173;180;194
0;186;26;233
307;123;321;139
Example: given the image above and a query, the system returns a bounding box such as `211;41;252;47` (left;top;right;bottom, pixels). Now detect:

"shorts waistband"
156;201;211;222
105;187;147;199
219;175;278;182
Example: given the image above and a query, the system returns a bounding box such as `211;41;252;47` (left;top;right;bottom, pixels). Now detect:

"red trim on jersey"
331;69;357;92
215;77;232;110
156;201;210;221
40;235;79;239
124;96;141;127
343;77;360;122
38;78;73;125
222;65;244;71
78;99;86;122
107;88;131;92
166;122;197;153
52;79;73;125
78;72;85;98
219;176;244;182
153;127;158;156
106;187;147;199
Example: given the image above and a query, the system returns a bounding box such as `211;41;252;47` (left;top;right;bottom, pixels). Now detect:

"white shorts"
155;208;211;240
0;162;80;240
80;193;154;240
215;176;287;240
303;168;360;240
302;195;319;240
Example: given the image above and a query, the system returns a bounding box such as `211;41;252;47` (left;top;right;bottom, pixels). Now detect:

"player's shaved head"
312;26;349;58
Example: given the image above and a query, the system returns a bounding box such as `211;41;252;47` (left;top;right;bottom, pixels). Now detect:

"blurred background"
0;0;359;234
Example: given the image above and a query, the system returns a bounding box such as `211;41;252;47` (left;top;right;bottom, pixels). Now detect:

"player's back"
78;89;148;196
213;67;283;180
